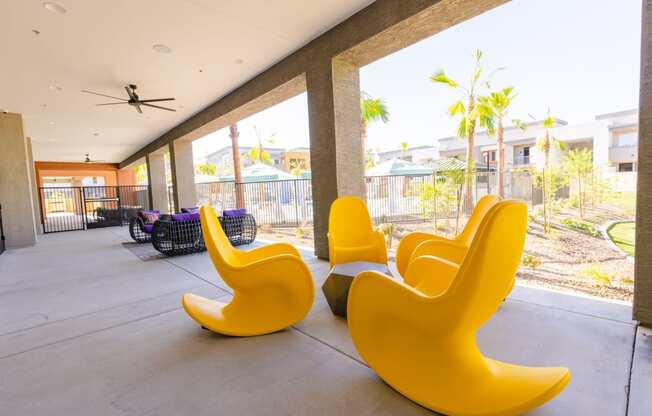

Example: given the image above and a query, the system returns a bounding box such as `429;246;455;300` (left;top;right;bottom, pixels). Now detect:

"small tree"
534;110;566;233
431;49;498;213
247;127;275;165
400;141;409;160
419;175;456;235
563;148;593;218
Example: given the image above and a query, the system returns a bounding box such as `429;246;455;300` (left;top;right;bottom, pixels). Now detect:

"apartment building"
376;145;438;165
437;109;639;173
204;145;311;175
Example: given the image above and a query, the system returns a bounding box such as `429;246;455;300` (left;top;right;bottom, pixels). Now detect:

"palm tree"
431;49;497;212
479;87;523;197
361;92;389;154
535;110;566;232
400;141;409;160
247;126;275;165
229;124;245;209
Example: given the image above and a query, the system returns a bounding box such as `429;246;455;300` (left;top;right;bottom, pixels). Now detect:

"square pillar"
146;152;169;213
169;140;197;211
0;113;37;247
26;137;43;235
635;0;652;326
306;58;365;258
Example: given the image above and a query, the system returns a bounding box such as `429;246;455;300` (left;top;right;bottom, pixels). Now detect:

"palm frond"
430;69;458;88
457;117;468;138
448;100;466;116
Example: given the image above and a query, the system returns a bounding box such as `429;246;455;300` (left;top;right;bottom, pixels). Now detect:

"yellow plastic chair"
328;196;387;268
395;194;501;281
182;206;314;336
347;201;570;416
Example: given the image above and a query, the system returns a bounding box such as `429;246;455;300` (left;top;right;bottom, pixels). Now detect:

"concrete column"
0;113;37;248
169;140;197;210
635;0;652;326
146;152;169;213
306;58;365;258
25;137;43;235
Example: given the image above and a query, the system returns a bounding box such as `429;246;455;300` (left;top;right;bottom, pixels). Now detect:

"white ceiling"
0;0;374;163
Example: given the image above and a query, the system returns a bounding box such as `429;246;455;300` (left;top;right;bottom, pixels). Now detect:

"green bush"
581;264;612;286
562;218;601;237
522;254;541;269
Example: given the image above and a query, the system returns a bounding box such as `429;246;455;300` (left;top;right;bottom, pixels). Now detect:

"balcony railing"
514;155;530;165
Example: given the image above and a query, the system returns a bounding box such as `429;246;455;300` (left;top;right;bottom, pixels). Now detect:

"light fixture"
32;29;41;35
235;58;244;65
49;121;55;125
152;44;171;54
42;2;67;14
48;85;62;91
41;104;48;108
92;132;99;136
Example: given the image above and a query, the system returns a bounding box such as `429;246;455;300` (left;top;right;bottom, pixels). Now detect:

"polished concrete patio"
0;227;650;415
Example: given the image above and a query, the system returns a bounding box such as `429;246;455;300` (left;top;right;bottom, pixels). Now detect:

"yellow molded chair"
328;196;387;268
395;194;501;282
182;206;314;336
347;201;570;416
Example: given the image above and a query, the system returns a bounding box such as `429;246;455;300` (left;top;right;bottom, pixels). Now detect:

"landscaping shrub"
561;218;601;237
581;264;612;286
522;254;541;269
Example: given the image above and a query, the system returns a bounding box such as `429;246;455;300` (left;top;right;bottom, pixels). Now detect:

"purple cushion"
223;208;247;217
171;212;200;222
181;207;199;214
142;224;154;234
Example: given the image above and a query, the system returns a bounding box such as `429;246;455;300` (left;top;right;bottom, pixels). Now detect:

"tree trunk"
542;131;551;233
578;175;583;219
229;124;245;209
464;96;476;214
497;117;505;197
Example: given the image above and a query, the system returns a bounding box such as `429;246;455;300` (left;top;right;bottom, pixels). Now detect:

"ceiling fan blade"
125;86;137;101
134;103;143;114
96;102;129;106
141;103;177;112
81;90;128;101
138;98;175;103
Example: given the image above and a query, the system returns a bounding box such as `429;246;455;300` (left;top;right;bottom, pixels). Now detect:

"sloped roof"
365;158;433;177
218;162;295;182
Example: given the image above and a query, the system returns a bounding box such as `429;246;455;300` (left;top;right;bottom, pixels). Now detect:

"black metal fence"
39;185;149;233
195;171;543;228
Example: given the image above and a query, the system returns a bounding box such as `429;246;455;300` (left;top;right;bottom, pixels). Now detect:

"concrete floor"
0;227;650;416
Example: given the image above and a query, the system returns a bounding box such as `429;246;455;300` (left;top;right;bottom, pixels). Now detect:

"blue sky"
193;0;642;160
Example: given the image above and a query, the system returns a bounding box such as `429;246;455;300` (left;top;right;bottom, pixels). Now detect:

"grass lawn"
607;221;635;256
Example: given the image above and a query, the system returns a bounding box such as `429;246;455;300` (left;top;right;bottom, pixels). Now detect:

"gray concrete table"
322;261;389;317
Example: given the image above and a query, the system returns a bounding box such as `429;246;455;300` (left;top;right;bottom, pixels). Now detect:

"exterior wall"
205;146;285;174
282;149;311;171
0;113;37;248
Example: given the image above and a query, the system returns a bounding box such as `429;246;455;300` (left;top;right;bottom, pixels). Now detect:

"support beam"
168;140;197;211
307;58;365;258
0;113;37;248
635;0;652;326
146;152;169;213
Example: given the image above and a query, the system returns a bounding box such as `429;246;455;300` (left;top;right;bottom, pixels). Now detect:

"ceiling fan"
81;84;176;114
84;153;106;163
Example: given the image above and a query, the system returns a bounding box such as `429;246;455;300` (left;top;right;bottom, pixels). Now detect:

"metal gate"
39;186;150;233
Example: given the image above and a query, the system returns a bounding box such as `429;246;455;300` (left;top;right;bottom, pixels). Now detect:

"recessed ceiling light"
32;29;41;35
92;132;99;136
41;104;48;108
235;58;244;65
49;85;62;91
152;44;172;54
198;69;203;73
49;121;55;125
178;105;184;109
42;2;67;14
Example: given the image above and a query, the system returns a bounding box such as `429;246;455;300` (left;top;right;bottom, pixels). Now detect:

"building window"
619;162;634;172
523;146;530;157
615;133;638;147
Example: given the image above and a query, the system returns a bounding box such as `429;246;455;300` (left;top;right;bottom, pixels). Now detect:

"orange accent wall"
34;161;137;187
